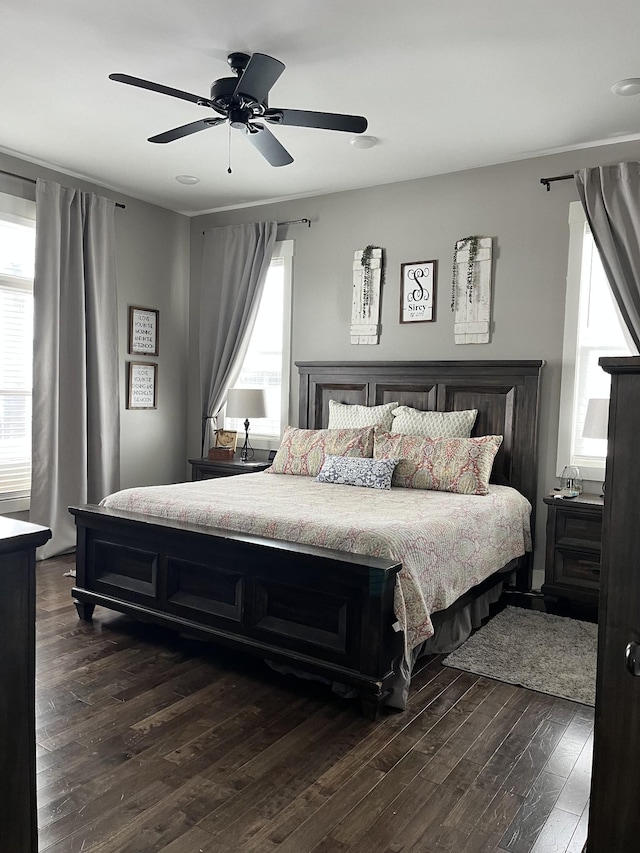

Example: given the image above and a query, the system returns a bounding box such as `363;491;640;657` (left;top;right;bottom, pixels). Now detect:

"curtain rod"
0;168;126;208
540;174;574;191
202;217;311;235
280;218;311;228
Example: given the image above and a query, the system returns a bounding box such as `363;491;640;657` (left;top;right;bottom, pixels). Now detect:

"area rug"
443;606;597;706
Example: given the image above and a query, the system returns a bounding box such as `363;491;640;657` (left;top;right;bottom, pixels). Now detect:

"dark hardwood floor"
35;555;592;853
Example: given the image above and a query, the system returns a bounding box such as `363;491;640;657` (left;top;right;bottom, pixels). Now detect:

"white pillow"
328;400;399;431
391;406;478;438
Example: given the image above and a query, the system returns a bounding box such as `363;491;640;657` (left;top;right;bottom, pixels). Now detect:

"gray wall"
4;136;639;579
189;138;640;579
0;151;191;523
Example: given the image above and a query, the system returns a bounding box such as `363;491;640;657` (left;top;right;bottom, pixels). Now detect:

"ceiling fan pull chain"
227;123;232;174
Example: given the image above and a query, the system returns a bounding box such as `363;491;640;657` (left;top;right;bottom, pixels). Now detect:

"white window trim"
242;238;293;451
0;496;30;513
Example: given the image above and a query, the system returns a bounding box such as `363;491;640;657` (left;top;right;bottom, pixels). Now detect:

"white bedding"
101;472;531;650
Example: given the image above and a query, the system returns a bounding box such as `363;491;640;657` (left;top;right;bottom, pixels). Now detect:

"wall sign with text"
128;306;159;356
400;260;437;324
127;362;157;409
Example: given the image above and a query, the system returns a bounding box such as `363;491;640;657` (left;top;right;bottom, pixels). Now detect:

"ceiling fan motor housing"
209;76;265;117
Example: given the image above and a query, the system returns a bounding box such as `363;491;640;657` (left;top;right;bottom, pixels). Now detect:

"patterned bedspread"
101;473;531;649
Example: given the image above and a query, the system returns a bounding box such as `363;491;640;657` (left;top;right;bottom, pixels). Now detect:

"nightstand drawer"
543;493;603;606
553;548;601;589
198;468;238;480
555;511;602;548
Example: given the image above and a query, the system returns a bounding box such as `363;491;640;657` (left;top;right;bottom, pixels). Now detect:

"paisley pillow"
316;455;399;490
268;426;374;477
374;428;502;495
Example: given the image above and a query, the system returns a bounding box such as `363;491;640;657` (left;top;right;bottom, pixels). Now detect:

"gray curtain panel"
575;162;640;349
30;180;120;558
199;221;277;453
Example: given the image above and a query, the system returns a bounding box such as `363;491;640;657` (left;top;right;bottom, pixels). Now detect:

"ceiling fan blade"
234;53;285;104
148;117;225;144
265;108;368;134
109;73;211;107
244;124;293;167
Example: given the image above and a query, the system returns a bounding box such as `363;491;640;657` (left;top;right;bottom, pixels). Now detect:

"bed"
70;359;543;717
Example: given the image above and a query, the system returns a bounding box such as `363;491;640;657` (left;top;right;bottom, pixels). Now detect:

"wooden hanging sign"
451;237;493;344
351;247;383;345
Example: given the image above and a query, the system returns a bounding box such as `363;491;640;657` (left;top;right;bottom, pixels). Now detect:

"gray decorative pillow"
316;455;399;490
328;399;399;431
391;406;478;438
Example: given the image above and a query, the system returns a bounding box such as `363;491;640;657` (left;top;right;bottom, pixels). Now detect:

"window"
226;240;293;448
0;192;35;512
557;202;635;480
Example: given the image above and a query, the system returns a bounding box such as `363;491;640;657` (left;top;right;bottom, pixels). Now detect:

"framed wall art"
127;362;157;409
128;306;159;356
400;260;437;324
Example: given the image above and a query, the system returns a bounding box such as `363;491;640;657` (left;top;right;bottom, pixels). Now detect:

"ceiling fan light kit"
110;51;368;168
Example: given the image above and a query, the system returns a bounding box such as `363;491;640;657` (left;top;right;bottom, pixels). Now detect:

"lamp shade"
582;398;609;439
226;387;267;420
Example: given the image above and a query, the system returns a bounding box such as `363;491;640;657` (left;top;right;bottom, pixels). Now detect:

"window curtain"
199;221;277;454
575;162;640;350
30;180;120;558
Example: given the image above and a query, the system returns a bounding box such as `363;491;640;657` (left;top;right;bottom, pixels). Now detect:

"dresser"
0;516;51;853
586;356;640;852
542;493;603;605
189;457;271;481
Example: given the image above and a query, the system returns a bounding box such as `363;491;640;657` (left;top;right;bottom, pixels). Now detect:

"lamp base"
240;418;255;462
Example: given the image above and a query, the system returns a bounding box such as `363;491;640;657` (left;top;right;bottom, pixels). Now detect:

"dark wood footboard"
69;505;403;717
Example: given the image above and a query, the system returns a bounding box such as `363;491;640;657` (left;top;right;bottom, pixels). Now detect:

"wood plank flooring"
35;555;593;853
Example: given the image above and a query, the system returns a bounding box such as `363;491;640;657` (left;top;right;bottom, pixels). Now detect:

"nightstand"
542;493;604;605
189;457;271;481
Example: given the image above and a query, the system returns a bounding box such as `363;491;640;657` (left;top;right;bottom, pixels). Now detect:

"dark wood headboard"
297;360;544;513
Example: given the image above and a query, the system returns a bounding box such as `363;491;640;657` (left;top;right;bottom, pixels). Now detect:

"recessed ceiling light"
349;135;378;150
611;78;640;96
175;174;200;184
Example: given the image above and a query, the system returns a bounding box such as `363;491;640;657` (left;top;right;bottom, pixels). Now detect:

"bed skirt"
267;580;504;710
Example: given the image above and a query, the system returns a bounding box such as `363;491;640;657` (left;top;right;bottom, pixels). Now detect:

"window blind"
0;198;35;502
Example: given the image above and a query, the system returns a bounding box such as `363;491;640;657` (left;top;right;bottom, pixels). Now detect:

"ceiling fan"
109;51;368;167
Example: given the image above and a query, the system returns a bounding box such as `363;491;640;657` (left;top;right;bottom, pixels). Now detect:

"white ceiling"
3;0;640;216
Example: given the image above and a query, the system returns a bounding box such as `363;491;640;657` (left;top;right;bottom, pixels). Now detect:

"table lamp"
226;387;267;462
582;398;609;442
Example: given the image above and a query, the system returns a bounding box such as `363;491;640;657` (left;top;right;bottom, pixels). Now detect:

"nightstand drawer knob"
624;641;640;677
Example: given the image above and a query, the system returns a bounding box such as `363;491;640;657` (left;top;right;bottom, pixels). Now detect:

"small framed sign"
127;362;157;409
400;260;437;323
215;429;238;451
128;306;159;356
